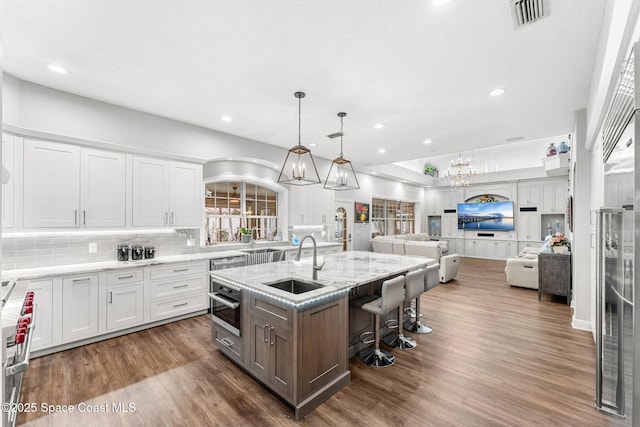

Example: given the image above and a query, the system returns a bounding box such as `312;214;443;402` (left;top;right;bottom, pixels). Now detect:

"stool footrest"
359;331;375;344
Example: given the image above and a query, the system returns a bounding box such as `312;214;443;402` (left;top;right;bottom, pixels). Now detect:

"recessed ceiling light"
488;88;506;97
378;149;386;153
309;143;317;147
432;0;450;5
374;123;385;129
47;64;68;74
228;157;233;161
423;139;432;144
253;159;258;163
371;171;377;175
222;116;232;122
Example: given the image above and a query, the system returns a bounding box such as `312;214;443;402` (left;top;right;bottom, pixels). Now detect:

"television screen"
457;201;514;230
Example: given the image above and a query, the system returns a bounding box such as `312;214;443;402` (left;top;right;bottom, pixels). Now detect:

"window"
205;182;278;244
371;198;415;237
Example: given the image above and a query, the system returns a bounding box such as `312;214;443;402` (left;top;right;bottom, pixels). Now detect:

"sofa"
371;235;459;283
504;247;542;289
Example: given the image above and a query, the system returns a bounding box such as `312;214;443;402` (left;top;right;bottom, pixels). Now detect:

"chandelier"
324;112;360;191
277;92;321;186
444;154;476;188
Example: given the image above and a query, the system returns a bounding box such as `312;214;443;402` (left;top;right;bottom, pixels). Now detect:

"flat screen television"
457;201;514;231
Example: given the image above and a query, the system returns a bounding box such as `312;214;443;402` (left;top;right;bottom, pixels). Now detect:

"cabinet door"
269;325;293;400
169;162;202;227
80;148;126;227
517;212;541;241
62;274;99;342
248;313;270;381
542;183;566;213
28;279;54;350
24;139;80;227
288;186;310;225
106;283;144;331
2;134;14;228
442;213;462;238
518;183;541;207
314;186;335;225
464;240;476;257
132;156;170;226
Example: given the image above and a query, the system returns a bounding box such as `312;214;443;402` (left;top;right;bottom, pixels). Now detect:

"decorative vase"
552;246;564;254
546;143;557;157
557;141;570;153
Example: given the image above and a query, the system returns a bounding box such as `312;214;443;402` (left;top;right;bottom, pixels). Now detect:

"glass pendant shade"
278;92;321;186
324;112;360;191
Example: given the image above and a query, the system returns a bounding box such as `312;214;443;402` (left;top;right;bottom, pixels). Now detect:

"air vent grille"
326;132;343;139
511;0;545;27
602;49;636;163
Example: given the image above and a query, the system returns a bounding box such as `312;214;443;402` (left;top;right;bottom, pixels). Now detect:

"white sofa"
371;235;459;283
504;248;542;289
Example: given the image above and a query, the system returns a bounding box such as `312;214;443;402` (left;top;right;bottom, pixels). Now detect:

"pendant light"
277;92;321;186
324;112;360;191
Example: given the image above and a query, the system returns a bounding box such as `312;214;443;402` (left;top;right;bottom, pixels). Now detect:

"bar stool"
383;268;424;350
404;264;439;334
352;275;405;368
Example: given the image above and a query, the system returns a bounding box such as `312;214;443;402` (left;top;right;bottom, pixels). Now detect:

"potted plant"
550;232;570;254
240;227;252;243
423;163;438;177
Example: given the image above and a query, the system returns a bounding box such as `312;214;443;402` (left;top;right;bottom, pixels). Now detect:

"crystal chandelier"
444;154;476;188
324;112;360;191
277;92;321;186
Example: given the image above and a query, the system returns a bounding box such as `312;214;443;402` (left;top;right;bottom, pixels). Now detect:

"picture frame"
354;202;369;223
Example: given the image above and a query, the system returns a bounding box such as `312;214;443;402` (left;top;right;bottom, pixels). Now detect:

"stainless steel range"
1;280;36;427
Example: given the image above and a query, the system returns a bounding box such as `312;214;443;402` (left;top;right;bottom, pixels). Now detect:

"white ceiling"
3;0;605;175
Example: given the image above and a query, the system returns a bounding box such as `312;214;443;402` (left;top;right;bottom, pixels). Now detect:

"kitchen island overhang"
209;251;432;420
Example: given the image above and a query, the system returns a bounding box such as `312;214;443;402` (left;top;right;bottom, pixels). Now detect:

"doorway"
334;200;353;251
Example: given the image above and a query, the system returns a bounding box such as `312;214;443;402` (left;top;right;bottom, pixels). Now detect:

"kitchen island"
209;251;431;420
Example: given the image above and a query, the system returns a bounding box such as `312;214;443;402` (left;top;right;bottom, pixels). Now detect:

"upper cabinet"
542;181;567;214
517;182;542;208
132;156;202;227
23;139;126;228
288;185;334;226
2;134;15;228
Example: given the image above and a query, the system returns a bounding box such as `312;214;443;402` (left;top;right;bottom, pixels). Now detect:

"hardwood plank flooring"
18;258;612;426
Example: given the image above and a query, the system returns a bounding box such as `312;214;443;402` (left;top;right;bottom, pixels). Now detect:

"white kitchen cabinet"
425;189;442;215
80;148;126;227
463;239;515;260
132;156;202;227
288;185;334;226
2;134;14;228
106;282;145;331
517;212;542;241
23;140;126;228
62;274;99;342
28;279;56;351
441;213;463;238
542;181;567;213
441;189;463;211
149;260;208;321
23;139;81;228
517;182;542;208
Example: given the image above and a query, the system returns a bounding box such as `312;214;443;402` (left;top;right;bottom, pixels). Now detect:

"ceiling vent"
326;132;343;139
511;0;545;27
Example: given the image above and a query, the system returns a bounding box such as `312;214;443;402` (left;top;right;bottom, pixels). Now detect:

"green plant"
240;227;250;235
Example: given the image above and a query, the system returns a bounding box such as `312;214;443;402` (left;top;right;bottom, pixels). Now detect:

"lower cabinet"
217;292;349;420
62;274;99;342
28;279;57;351
463;239;518;260
106;282;144;331
149;261;208;321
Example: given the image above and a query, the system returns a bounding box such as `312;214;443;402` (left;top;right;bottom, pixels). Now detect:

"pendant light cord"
298;95;302;146
339;115;344;158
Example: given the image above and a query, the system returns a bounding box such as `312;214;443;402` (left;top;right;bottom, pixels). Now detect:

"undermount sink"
240;248;283;254
264;278;324;294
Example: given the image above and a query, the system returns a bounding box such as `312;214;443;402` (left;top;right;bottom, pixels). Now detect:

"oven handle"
208;292;240;309
6;305;36;377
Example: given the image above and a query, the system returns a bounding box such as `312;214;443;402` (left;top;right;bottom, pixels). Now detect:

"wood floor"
18;258;612;426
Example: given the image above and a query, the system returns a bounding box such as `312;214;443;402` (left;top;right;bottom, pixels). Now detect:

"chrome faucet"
295;235;325;280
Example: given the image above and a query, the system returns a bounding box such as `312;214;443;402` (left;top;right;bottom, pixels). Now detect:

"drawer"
149;293;207;321
106;268;145;286
150;276;206;299
212;323;244;364
150;261;207;280
249;295;292;329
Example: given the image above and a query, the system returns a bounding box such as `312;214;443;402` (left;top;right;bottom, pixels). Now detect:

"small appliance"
117;245;129;261
144;246;155;259
131;245;144;261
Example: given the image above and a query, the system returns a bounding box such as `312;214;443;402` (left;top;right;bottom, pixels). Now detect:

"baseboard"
571;315;591;332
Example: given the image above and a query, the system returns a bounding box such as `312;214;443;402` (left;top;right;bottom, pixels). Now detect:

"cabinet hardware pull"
219;337;234;347
263;324;269;343
173;302;188;308
71;277;91;282
109;291;113;303
171;212;175;225
164;212;168;225
74;210;78;225
173;284;188;289
173;268;188;273
83;210;86;225
117;275;134;280
269;327;274;346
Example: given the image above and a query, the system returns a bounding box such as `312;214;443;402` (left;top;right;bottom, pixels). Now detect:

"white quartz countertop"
210;251;432;306
1;241;343;282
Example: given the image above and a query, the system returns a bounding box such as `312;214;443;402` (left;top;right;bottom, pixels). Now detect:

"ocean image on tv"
457;201;514;230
